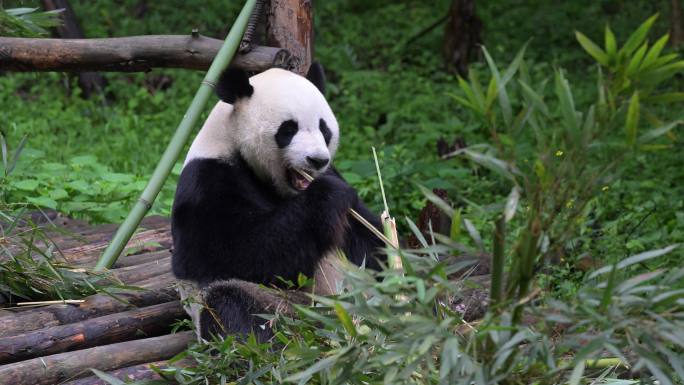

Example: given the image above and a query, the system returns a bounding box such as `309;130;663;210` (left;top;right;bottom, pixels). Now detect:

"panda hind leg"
199;280;273;342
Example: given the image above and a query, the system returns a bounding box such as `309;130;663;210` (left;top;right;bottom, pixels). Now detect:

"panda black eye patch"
275;120;299;148
319;119;332;145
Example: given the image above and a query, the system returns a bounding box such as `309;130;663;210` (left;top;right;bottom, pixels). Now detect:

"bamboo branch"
0;36;293;72
0;331;194;385
0;301;186;364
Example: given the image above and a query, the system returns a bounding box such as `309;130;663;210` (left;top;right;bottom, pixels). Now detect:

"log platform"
0;214;188;385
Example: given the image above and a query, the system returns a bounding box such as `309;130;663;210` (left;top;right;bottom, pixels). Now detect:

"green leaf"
504;186;520;222
589;244;679;279
27;196;58;209
449;208;462;241
334;303;356;337
555;70;580;133
604;25;617;59
463;218;484;251
90;369;125;385
481;45;526;126
518;80;550;117
418;184;454;218
12;179;40;191
640;34;670;70
638;121;680;143
463;148;517;182
619;14;658;57
625;91;640;146
576;31;609;66
646;92;684;104
626;42;648;75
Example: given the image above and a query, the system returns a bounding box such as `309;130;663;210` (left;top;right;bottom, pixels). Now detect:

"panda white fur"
171;64;383;340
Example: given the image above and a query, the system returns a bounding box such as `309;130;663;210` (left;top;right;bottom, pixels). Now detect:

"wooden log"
103;256;171;284
266;0;314;75
61;360;169;385
136;272;177;289
0;36;293;72
0;331;194;385
0;287;177;337
60;227;172;265
0;301;186;364
110;249;171;269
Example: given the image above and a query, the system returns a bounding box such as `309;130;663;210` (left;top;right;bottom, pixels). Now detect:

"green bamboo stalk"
490;215;505;308
94;0;257;271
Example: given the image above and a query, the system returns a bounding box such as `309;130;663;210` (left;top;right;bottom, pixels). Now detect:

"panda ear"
216;68;254;104
306;62;326;95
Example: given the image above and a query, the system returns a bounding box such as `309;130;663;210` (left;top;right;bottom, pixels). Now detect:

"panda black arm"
172;158;356;285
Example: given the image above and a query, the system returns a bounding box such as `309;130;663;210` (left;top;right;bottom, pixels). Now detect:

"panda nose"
306;156;329;170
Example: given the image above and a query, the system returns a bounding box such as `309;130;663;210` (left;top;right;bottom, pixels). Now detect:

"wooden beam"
266;0;314;75
0;287;177;337
0;331;194;385
0;36;293;73
0;301;186;364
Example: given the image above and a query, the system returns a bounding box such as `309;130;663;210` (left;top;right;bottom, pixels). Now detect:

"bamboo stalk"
490;215;505;308
94;0;258;270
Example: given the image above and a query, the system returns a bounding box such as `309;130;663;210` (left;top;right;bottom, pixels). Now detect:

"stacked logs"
0;216;189;384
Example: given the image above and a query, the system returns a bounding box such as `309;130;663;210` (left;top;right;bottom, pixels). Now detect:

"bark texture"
0;331;194;385
0;301;186;364
266;0;314;75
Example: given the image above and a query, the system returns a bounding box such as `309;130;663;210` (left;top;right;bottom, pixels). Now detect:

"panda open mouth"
287;168;312;191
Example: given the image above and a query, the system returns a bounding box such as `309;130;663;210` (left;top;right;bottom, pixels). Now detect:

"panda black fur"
171;64;383;340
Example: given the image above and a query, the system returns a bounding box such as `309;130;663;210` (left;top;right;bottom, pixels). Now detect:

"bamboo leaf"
640;34;669;70
626;42;648;75
518;80;550;117
589;244;679;279
463;148;518;182
638;121;680;143
449;208;462;241
567;360;586;385
418;184;454;218
463;218;484;251
90;369;126;385
504;186;520;222
334;303;357;337
458;77;482;114
605;25;617;59
625;91;640;146
646;92;684;104
576;31;609;66
555;70;580;133
619;14;658;57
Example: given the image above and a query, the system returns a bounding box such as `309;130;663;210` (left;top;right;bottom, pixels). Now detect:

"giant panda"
171;64;384;340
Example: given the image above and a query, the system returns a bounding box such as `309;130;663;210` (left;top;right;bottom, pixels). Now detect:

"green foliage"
0;204;128;303
122;245;684;384
0;6;62;37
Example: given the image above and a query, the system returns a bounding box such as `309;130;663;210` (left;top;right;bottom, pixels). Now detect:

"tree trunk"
266;0;314;75
0;331;194;385
0;301;186;364
671;0;684;48
41;0;107;98
0;36;294;73
443;0;482;76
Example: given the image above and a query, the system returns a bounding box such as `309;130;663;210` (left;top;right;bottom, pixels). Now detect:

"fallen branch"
0;287;177;337
0;35;294;72
0;331;194;385
0;301;186;364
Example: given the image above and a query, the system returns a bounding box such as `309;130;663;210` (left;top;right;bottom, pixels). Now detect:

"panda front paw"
309;174;358;209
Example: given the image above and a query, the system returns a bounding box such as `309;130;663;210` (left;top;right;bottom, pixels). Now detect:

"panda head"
216;64;339;196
